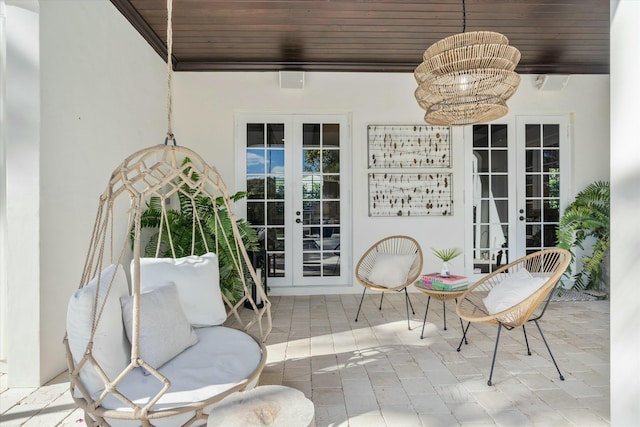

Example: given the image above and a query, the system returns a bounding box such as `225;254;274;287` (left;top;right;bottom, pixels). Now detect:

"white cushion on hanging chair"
120;283;198;372
99;326;263;427
136;253;227;327
66;264;130;398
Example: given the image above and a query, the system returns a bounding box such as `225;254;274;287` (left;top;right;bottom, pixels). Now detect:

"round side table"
414;281;469;342
207;385;314;427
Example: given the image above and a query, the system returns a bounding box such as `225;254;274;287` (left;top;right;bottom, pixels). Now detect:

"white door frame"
515;115;571;258
464;115;571;277
235;113;352;288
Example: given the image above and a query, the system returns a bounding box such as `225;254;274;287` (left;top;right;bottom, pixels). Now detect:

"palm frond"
431;247;462;262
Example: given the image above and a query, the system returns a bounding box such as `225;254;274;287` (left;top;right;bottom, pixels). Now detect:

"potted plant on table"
431;247;462;277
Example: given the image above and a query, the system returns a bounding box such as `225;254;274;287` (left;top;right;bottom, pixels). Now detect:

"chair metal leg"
404;288;411;330
420;296;432;339
379;292;384;310
534;319;565;381
458;318;468;344
403;288;416;315
523;324;532;356
442;301;447;330
487;323;503;386
406;289;415;314
454;298;467;344
457;321;471;351
355;288;366;322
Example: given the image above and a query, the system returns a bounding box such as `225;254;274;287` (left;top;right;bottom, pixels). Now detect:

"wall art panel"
368;172;453;217
367;125;451;168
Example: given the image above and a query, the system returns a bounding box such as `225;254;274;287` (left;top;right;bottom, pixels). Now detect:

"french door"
235;114;351;288
466;115;570;276
516;116;570;256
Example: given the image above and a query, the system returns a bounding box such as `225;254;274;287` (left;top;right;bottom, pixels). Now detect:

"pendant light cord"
165;0;176;145
462;0;467;33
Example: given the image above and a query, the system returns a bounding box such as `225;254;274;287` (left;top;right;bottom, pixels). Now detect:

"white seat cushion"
67;264;130;397
483;269;548;314
99;326;263;427
135;253;226;327
367;252;416;287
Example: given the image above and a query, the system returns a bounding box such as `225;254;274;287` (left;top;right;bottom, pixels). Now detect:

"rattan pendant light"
414;1;521;126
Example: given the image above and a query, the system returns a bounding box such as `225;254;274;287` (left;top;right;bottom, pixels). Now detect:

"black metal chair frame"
355;286;416;330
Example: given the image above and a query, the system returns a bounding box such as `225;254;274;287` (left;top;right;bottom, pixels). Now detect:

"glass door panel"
471;124;509;274
521;122;562;254
298;122;342;280
245;122;287;278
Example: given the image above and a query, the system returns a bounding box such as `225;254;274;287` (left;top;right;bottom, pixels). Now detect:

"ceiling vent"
279;71;305;89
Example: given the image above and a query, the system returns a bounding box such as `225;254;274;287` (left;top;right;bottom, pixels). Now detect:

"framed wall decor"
367;125;451;169
368;172;453;217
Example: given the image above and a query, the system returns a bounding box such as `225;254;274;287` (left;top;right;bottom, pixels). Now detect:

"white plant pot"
440;261;450;276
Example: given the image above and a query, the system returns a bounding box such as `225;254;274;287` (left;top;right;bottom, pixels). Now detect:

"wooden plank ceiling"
110;0;609;74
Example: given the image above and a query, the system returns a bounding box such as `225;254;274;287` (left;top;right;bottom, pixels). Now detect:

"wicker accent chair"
455;248;570;386
354;236;424;329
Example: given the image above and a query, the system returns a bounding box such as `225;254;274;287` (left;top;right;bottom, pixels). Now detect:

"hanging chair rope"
64;0;272;423
165;0;175;146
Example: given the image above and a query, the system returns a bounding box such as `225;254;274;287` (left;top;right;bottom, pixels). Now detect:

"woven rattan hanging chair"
63;143;272;427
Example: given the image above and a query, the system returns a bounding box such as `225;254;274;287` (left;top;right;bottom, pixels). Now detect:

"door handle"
519;216;525;221
296;218;302;223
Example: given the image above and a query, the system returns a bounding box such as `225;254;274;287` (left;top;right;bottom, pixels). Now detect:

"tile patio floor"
1;294;610;426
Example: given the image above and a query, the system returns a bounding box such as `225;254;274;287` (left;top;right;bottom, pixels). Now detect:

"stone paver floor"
1;294;610;426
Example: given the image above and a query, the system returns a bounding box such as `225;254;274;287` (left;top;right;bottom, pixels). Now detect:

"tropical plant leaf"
556;180;609;292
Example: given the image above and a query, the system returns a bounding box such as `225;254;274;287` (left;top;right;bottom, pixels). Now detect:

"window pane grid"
524;124;561;251
246;123;286;278
472;125;509;273
302;123;341;277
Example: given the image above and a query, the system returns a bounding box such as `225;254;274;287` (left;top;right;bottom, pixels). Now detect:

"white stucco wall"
172;71;610;296
4;0;166;386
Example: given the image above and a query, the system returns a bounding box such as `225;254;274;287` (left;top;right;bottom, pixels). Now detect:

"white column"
4;1;41;386
0;0;7;365
610;0;640;424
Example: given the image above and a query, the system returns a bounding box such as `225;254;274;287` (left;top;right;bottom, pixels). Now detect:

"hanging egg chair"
63;143;272;427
